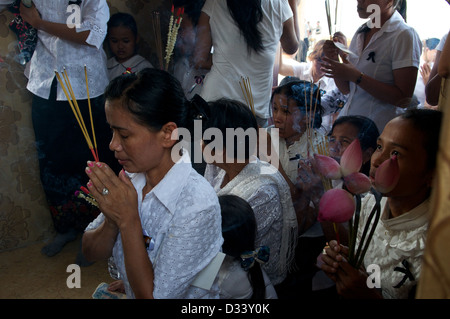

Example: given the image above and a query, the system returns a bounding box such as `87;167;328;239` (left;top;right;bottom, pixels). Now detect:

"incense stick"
55;69;99;162
84;65;98;161
239;76;256;115
152;11;163;70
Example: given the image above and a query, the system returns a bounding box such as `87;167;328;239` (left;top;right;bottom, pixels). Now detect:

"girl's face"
329;122;374;169
312;55;325;78
272;93;304;142
106;99;167;174
108;25;138;64
356;0;392;19
369;117;433;198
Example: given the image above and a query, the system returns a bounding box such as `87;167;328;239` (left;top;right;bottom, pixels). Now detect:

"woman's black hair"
227;0;264;54
219;194;266;299
203;98;258;161
399;108;443;171
271;80;324;129
330;115;379;176
103;68;208;135
107;12;138;37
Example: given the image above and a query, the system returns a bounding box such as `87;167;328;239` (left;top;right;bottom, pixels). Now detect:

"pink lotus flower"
318;188;355;223
373;155;400;194
315;139;371;196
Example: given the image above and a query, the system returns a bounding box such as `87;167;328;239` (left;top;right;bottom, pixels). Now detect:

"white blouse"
107;55;153;81
200;0;293;119
25;0;110;100
356;194;430;299
85;152;224;299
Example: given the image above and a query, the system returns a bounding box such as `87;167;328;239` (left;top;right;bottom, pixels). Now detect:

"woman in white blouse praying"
82;69;223;299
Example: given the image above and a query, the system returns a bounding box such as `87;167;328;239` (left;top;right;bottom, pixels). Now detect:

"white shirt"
173;56;210;100
200;0;293;119
107;55;153;81
25;0;110;100
85;152;224;299
356;194;429;299
267;126;325;184
338;11;422;132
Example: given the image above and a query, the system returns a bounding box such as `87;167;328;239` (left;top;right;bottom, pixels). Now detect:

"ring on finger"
102;187;109;196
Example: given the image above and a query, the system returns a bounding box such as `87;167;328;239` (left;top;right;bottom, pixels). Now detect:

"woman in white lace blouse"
202;98;298;287
82;69;223;299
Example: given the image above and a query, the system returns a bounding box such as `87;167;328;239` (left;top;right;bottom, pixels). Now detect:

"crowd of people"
2;0;449;300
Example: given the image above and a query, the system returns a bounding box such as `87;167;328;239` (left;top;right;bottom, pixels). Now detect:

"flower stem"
354;189;382;269
333;222;340;245
348;193;361;266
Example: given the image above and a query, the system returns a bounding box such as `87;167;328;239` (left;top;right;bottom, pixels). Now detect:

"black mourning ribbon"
68;0;82;5
367;52;376;63
393;259;415;288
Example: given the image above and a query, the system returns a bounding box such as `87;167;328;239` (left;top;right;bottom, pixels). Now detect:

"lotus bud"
318;188;355;223
374;155;400;194
340;139;362;177
343;172;372;195
314;154;342;180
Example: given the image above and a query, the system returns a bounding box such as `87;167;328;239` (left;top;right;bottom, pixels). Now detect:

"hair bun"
189;94;210;121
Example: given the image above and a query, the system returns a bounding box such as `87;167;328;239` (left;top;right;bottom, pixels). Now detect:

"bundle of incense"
152;11;164;70
164;5;184;71
304;80;321;158
54;66;99;162
75;186;98;208
239;76;256;116
314;132;332;191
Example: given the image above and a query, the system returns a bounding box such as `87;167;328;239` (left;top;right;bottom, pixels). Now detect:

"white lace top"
86;152;224;299
204;159;297;285
356;194;430;299
25;0;110;100
267;127;325;184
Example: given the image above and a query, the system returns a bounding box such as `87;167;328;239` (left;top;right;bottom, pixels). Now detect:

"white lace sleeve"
84;212;105;232
77;0;109;49
246;184;285;285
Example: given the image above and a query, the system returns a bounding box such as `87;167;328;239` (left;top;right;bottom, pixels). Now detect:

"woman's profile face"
105;99;166;174
369;117;432;198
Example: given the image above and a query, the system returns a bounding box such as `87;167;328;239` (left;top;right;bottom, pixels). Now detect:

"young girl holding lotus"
320;108;443;299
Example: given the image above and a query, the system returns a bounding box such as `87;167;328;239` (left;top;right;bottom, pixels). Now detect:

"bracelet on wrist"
356;72;364;85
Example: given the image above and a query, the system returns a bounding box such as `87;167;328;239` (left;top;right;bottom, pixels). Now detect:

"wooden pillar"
416;76;450;298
